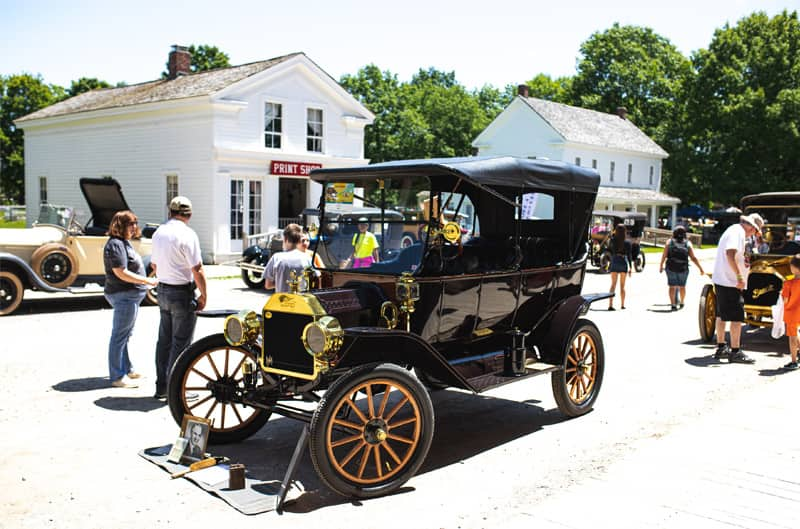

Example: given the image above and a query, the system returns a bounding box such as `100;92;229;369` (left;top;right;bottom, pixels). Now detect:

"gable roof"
17;52;304;122
519;96;668;157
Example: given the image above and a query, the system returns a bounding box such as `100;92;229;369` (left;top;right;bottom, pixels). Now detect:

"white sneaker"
111;376;139;388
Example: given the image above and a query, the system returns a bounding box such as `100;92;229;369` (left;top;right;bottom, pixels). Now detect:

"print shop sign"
270;160;322;176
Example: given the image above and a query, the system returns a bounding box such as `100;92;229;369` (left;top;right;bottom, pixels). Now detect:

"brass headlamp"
224;310;261;346
302;315;344;361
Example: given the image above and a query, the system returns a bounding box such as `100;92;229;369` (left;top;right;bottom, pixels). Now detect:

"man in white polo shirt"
151;196;207;399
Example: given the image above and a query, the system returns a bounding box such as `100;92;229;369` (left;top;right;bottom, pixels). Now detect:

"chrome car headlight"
302;316;344;359
224;310;261;346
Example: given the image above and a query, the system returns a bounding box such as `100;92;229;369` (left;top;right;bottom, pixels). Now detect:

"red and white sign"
270;160;322;176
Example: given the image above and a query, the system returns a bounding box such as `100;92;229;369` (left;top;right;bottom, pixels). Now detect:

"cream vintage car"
0;178;155;316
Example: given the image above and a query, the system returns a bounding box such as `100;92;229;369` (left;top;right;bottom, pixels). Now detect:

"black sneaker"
153;392;167;400
728;350;755;364
783;361;799;371
713;344;730;360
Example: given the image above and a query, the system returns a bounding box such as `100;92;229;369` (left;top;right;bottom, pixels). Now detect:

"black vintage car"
588;210;647;273
699;192;800;341
167;156;610;499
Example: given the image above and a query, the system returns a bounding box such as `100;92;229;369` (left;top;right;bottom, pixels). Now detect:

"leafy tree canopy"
523;73;572;103
66;77;112;98
684;10;800;205
0;74;61;203
570;23;692;140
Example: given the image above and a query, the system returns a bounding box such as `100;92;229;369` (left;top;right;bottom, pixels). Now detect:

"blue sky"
1;0;796;91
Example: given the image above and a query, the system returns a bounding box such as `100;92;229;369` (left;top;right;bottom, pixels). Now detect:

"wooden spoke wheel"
0;271;24;316
310;363;434;498
551;319;604;417
168;334;271;444
698;284;716;342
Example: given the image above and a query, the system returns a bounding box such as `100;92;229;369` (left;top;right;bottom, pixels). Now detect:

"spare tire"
30;243;79;288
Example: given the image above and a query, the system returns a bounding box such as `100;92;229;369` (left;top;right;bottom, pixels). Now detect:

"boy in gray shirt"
263;224;315;292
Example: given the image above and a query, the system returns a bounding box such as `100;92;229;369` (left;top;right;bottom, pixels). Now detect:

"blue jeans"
105;288;147;381
155;284;197;394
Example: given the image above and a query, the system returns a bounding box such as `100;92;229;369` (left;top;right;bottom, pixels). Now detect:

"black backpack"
666;239;689;272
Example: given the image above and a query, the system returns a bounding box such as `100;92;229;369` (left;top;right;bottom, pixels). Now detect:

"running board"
467;363;560;393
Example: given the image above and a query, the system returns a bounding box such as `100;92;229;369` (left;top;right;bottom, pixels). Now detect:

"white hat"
740;213;764;233
169;196;192;215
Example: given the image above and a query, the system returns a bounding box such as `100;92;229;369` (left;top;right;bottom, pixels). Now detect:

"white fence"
0;205;25;221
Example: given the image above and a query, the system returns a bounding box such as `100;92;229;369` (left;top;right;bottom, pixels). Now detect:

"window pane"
265;103;282;148
307;108;323;152
230;179;244;240
248;180;262;235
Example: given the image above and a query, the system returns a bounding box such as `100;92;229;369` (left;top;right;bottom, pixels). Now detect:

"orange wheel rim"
325;378;421;484
565;331;597;404
180;346;260;433
705;294;716;334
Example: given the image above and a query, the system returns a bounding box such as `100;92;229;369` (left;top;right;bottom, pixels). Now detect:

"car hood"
79;177;132;230
0;226;65;247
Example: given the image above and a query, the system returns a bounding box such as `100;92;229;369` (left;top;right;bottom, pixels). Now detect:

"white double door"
229;177;263;253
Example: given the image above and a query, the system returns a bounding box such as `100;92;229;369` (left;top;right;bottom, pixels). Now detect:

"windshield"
316;175;430;274
35;204;74;229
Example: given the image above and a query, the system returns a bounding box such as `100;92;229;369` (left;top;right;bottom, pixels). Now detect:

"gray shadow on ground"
95;396;167;412
52;376;110;392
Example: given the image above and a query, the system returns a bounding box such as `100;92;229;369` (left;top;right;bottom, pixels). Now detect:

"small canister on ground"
229;463;245;490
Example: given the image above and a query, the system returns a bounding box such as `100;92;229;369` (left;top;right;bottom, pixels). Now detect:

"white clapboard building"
16;46;374;263
472;85;679;226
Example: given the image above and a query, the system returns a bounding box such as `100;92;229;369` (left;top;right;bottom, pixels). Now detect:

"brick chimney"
167;45;192;79
518;84;530;98
616;106;628;120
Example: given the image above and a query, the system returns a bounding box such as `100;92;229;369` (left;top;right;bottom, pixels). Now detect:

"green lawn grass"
0;219;25;229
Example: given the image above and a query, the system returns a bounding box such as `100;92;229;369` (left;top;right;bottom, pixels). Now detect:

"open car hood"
79;177;132;230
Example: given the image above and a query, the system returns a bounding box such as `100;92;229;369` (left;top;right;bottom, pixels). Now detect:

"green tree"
0;74;60;203
684;10;800;205
66;77;111;98
570;24;692;141
523;73;572;102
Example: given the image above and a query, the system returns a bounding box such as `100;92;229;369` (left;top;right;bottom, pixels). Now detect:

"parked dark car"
167;156;611;499
588;210;646;273
699;192;800;341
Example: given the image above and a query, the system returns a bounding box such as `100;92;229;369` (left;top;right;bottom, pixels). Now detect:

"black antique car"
699;192;800;341
168;156;610;499
588;210;646;273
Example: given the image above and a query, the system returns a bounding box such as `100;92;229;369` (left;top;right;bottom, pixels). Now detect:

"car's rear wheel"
241;256;265;289
551;319;604;417
30;244;79;288
599;251;612;274
699;284;716;342
0;271;24;316
309;363;434;498
168;334;272;444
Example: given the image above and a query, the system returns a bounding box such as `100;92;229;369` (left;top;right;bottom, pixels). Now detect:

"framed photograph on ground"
179;415;212;464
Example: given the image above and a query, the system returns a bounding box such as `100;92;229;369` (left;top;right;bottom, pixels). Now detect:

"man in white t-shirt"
711;213;764;363
151;196;207;399
263;224;315;293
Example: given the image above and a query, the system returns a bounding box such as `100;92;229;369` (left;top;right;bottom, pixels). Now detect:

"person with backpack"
659;225;705;310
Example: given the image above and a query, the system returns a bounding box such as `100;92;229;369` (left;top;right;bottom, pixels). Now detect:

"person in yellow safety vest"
347;217;380;268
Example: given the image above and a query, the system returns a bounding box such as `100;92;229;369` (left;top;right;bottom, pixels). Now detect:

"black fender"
0;252;68;292
534;292;612;365
241;245;270;264
335;327;472;391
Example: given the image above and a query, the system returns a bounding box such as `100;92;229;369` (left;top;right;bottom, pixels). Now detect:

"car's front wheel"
309;363;434;498
168;333;272;444
634;251;646;272
551;319;604;417
0;270;24;316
